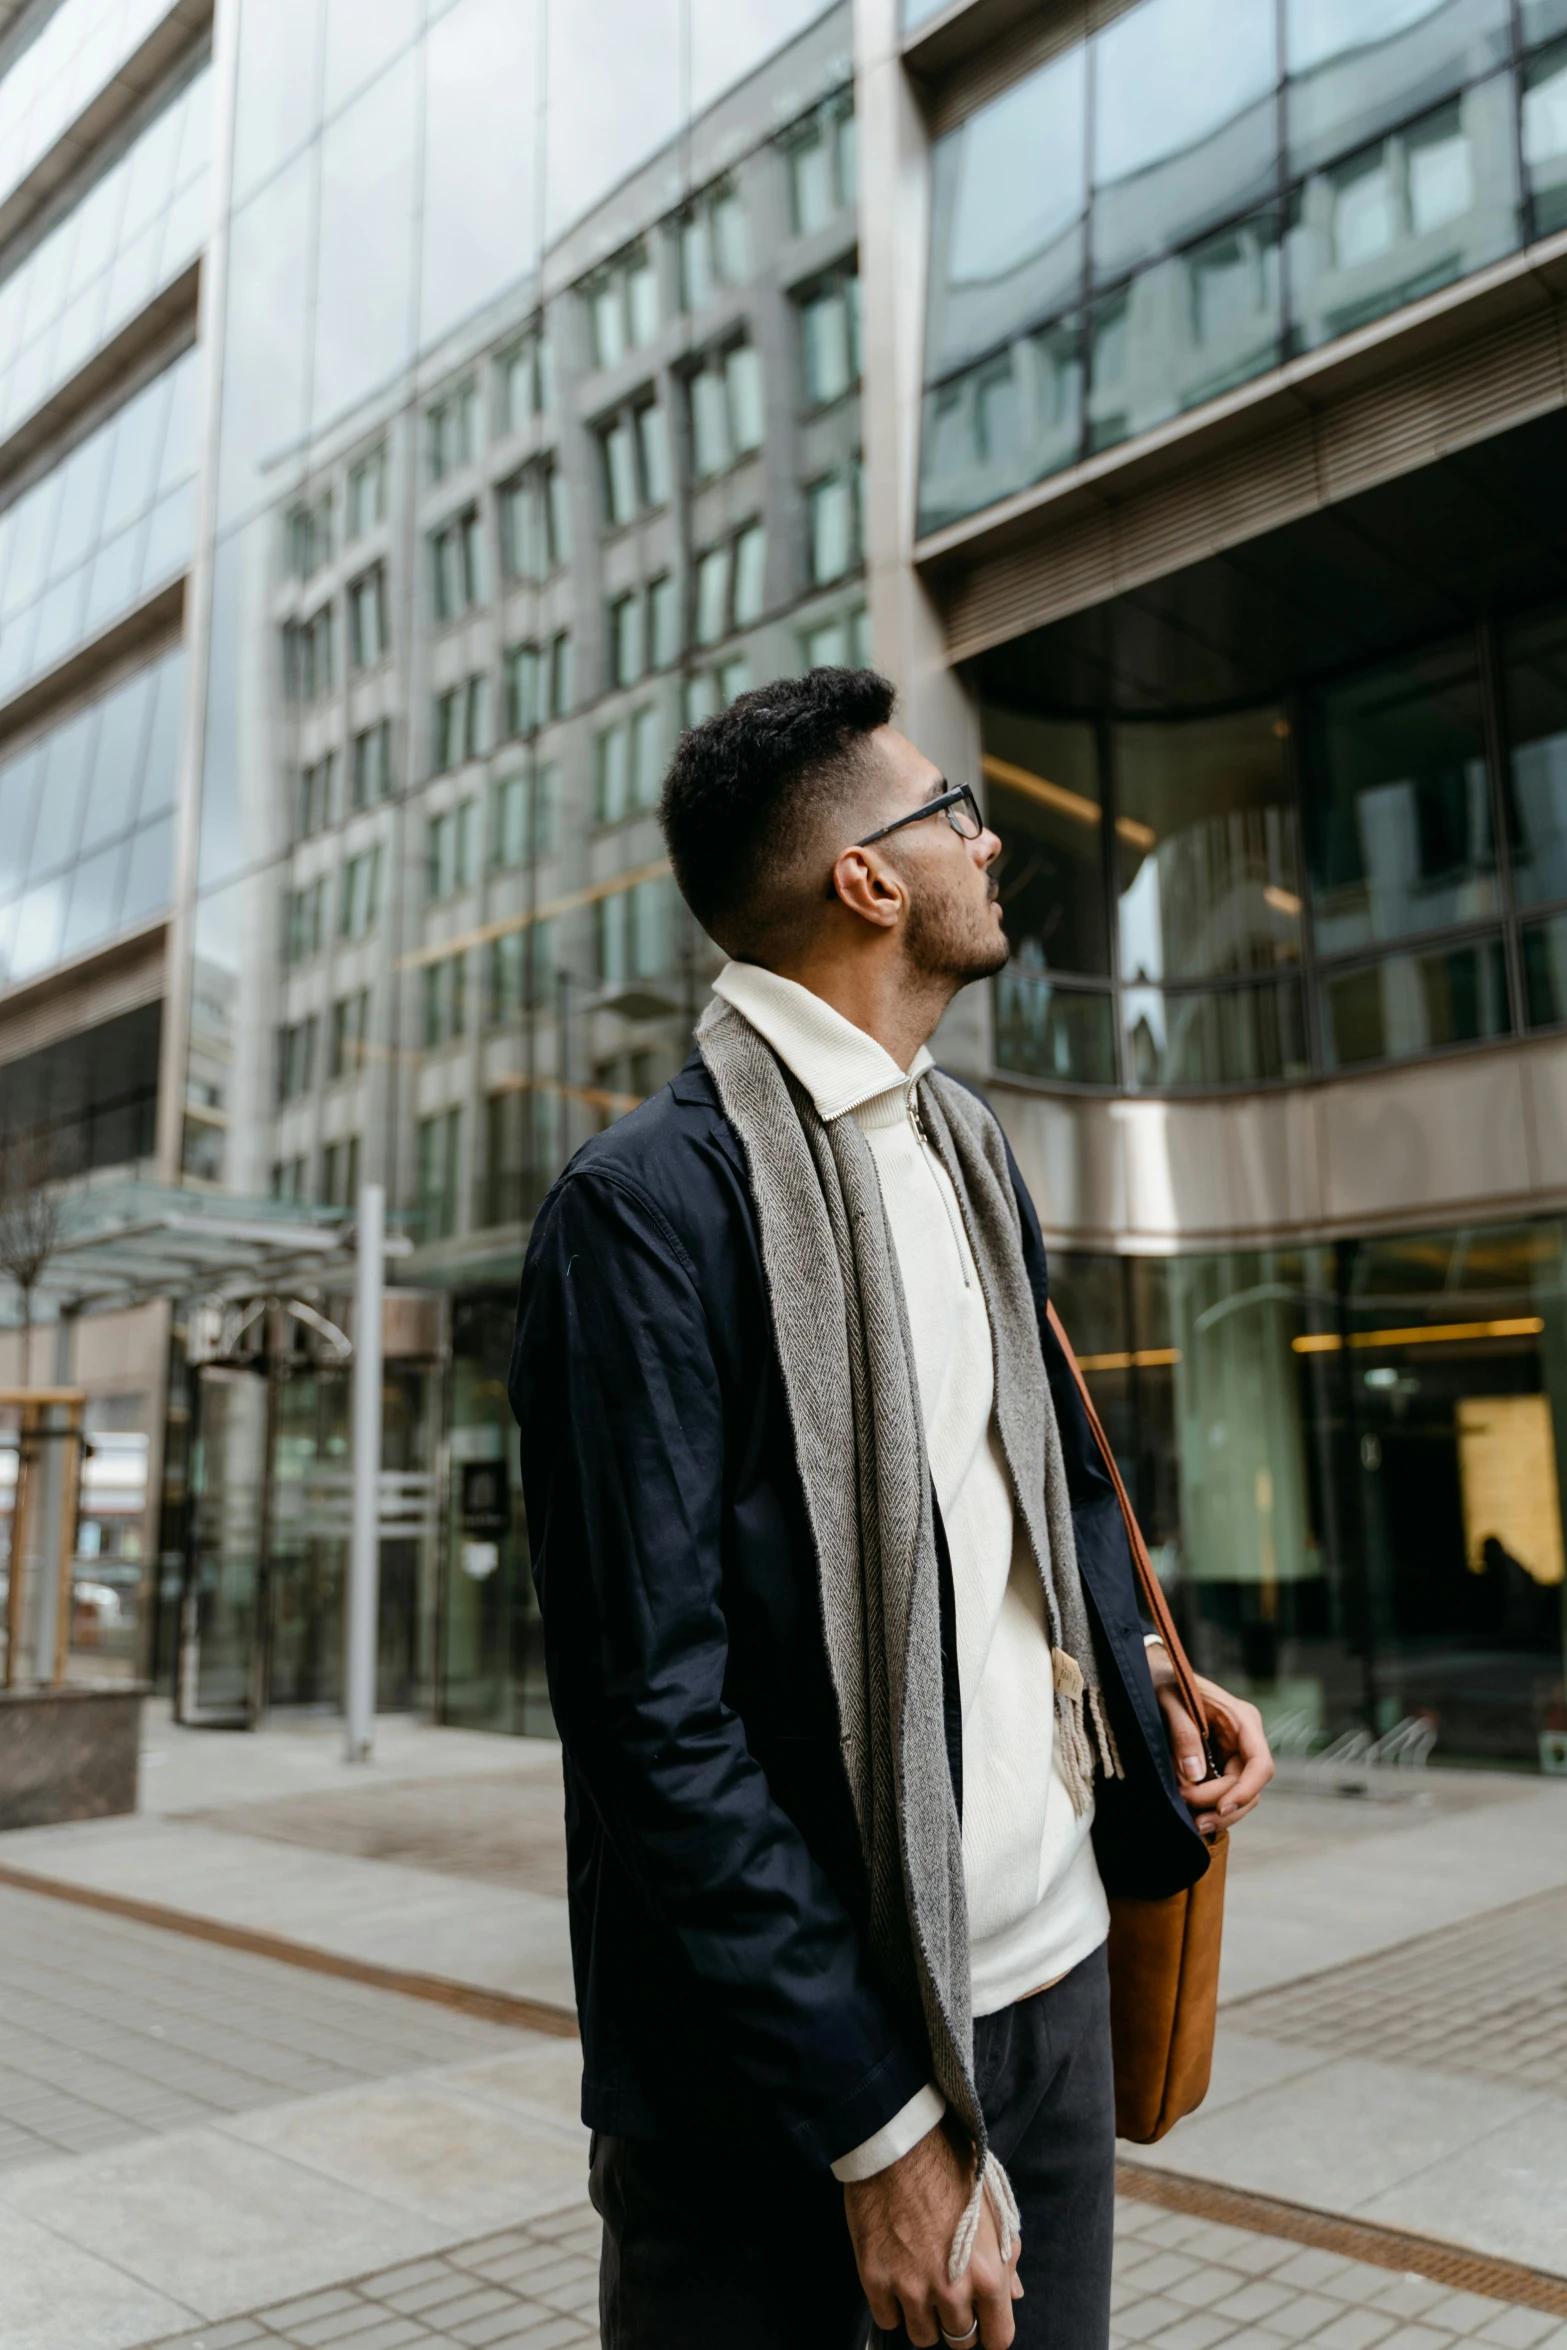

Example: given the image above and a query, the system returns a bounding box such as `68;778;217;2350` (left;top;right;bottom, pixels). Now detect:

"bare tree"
0;1132;68;1390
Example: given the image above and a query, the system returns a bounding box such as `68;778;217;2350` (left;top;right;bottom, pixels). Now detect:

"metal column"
345;1183;385;1761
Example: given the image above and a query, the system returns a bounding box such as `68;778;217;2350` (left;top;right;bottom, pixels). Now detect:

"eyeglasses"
855;782;985;848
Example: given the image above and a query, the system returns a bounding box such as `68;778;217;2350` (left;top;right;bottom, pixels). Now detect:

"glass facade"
919;0;1562;534
157;0;865;1727
0;0;178;217
986;602;1567;1091
0;642;185;988
0;345;198;703
1053;1219;1567;1771
0;58;210;446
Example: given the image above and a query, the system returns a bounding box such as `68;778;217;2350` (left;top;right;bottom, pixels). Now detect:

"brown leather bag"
1047;1302;1228;2145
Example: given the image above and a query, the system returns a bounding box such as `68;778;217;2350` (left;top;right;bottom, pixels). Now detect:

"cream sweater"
712;964;1108;2181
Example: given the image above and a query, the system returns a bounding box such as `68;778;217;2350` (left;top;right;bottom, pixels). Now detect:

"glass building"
862;0;1567;1772
0;0;863;1727
2;0;1565;1773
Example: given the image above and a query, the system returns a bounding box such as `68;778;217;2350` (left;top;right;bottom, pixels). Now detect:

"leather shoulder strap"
1046;1299;1210;1740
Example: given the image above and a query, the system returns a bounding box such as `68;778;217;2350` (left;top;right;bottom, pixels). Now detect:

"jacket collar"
711;961;933;1124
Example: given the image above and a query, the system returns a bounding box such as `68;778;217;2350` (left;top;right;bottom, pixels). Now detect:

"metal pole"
346;1182;385;1761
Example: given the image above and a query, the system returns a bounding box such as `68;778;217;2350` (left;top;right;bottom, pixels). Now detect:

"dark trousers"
591;1943;1116;2350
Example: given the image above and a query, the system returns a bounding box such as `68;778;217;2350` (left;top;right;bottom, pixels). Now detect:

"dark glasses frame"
855;781;985;848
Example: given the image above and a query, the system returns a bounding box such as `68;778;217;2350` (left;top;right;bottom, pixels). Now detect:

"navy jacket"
510;1052;1207;2172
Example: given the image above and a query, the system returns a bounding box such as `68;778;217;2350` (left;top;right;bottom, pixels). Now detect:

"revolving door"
176;1292;446;1728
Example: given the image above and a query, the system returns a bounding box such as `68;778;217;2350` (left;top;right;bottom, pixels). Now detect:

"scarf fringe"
1053;1649;1125;1813
948;2148;1023;2280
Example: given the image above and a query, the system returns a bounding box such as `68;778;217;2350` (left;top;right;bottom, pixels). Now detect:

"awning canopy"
5;1180;413;1317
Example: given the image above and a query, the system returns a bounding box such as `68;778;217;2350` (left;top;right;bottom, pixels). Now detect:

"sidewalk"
0;1705;1564;2348
0;1705;577;2021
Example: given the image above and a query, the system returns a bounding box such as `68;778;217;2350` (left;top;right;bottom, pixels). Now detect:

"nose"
975;824;1002;868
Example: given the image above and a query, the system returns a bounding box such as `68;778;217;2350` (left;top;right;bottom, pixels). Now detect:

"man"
510;669;1272;2350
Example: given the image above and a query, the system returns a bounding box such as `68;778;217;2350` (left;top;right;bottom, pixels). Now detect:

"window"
296;753;335;839
504;642;542;736
320;1134;360;1209
601;414;638;526
417;1107;462;1241
284;877;327;964
596;721;631;824
347;447;386;539
339;846;381;938
802;605;873;672
426;802;476;898
808;463;863;585
680;178;748;308
505;639;571;731
421;952;468;1048
598;395;670;526
287;492;331;579
800;269;861;407
277;1015;318;1104
1304;640;1497;959
550;631;573;719
631;705;663;807
694;544;731;648
500;458;567;579
693;522;764;646
428;380;482;480
351;720;393;807
733;522;766;627
596;708;664;825
284;605;334;702
610;591;645;688
432;675;490;770
486;919;554;1025
683;658;750;725
501;332;552;429
431;508;484;621
271;1156;308;1202
491;766;554;866
648;574;678;670
585;243;659;368
636;400;670;507
687;341;763;479
596;874;678;984
328;989;371;1079
347;564;388;668
785;96;856;236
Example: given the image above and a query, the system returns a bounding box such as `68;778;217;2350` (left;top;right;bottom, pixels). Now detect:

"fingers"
1154;1687;1208;1786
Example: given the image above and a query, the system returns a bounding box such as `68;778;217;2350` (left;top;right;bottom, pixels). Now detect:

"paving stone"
1309;2308;1400;2350
1143;2312;1241;2350
1475;2312;1566;2349
1210;2278;1300;2325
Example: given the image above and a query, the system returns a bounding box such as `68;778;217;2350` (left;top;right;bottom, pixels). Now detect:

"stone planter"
0;1683;144;1831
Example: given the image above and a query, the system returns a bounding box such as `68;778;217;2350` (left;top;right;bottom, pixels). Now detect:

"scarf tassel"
948;2148;1023;2281
1052;1648;1123;1813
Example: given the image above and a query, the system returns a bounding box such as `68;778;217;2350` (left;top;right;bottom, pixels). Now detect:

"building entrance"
176;1297;444;1728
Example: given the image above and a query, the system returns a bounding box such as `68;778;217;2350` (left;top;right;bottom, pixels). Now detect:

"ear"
829;845;904;932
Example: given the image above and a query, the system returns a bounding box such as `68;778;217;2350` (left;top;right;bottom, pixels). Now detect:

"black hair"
659;666;895;955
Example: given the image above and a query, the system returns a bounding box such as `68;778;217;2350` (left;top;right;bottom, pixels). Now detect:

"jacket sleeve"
511;1163;931;2169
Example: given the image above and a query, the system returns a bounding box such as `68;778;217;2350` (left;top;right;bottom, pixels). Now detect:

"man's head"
659;667;1006;995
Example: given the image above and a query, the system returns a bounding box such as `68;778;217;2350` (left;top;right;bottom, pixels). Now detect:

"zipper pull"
908;1091;929;1147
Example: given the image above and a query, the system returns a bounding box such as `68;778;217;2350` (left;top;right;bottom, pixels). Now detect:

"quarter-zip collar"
712;960;934;1124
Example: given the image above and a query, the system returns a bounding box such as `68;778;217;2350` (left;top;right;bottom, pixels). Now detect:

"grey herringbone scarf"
697;999;1119;2254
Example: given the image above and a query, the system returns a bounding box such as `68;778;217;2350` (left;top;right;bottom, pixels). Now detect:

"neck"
766;942;954;1073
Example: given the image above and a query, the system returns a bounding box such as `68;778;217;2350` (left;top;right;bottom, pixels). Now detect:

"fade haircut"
659;667;896;959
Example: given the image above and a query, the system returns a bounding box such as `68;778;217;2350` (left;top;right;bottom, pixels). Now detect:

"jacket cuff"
830;2082;947;2182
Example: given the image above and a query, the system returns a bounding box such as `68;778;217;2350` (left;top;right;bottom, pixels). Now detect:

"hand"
844;2124;1022;2348
1146;1646;1273;1839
